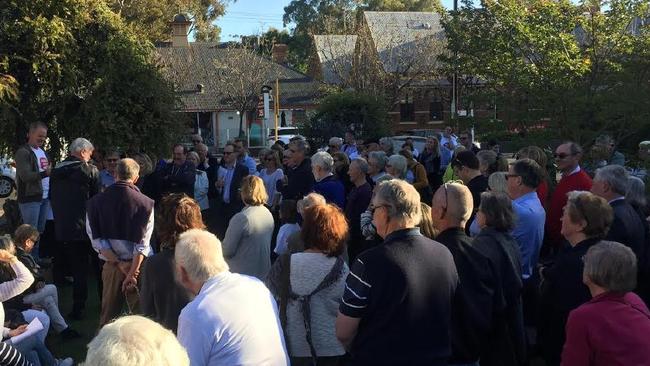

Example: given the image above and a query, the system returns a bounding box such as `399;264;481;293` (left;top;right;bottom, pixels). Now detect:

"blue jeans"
18;199;49;258
7;334;57;366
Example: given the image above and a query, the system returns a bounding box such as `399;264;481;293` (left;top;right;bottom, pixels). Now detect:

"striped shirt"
0;342;31;366
340;258;371;318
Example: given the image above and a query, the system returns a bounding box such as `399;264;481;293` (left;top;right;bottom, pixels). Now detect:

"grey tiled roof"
156;43;321;111
313;35;358;84
363;11;445;73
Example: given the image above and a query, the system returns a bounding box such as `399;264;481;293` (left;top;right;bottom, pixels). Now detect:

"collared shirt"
177;272;289;366
239;154;257;175
511;191;545;279
371;171;388;183
99;169;115;189
85;210;154;261
608;196;625;205
563;165;582;178
343;144;359;159
217;163;236;203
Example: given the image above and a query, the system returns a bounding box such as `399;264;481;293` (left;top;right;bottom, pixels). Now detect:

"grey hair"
297;193;326;215
373;179;422;226
595;165;629;195
561;141;583;156
131;153;153;176
84;315;189;366
351;158;369;174
175;229;229;284
116;158;140;181
291;139;309;154
387;154;408;179
368;151;388;170
626;176;647;209
69;138;94;153
379;137;394;147
440;182;473;225
488;172;508;193
311;151;334;172
329;137;343;146
595;134;614;146
583;241;637;292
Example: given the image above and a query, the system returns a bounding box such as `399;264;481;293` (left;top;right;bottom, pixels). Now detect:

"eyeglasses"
553;152;575;160
460;136;468;140
371;204;388;215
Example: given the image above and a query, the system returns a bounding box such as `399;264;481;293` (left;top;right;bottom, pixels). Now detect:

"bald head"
432;182;473;228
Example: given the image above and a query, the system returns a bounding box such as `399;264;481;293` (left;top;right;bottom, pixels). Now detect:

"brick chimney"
171;14;191;47
272;43;288;64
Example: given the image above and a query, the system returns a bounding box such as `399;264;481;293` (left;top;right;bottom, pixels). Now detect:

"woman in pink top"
561;241;650;366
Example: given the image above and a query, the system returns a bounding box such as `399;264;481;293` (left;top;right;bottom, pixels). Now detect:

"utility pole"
451;0;458;122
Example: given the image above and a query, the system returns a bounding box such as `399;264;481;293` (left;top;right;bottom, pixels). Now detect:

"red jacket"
546;170;592;245
561;292;650;366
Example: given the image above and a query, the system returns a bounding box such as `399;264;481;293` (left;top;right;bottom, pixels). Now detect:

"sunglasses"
553;152;574;159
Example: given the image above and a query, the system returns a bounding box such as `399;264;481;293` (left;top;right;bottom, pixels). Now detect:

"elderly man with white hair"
84;315;189;366
86;158;154;326
175;229;289;366
328;137;343;154
311;151;345;208
336;179;458;365
50;137;101;320
591;165;649;300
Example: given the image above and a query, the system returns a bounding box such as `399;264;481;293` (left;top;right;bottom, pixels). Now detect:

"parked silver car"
0;156;16;198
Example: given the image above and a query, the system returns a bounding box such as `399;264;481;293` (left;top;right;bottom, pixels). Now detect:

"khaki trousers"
100;262;139;326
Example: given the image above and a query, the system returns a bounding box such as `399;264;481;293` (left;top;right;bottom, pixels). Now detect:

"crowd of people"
3;121;650;366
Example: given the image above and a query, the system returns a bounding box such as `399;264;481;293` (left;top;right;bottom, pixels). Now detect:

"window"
429;101;443;121
400;95;415;121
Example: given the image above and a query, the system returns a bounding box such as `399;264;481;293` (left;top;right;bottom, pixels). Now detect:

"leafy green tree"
107;0;227;42
441;0;650;146
0;0;182;158
302;90;390;147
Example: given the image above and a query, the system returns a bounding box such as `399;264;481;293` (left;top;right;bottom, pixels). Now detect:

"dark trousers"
60;240;101;313
209;200;241;239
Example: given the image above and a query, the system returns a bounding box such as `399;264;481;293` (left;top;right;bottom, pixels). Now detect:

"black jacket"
436;228;496;364
538;237;601;366
212;161;249;208
159;160;195;198
472;228;526;366
278;158;314;200
607;198;647;268
50;156;100;242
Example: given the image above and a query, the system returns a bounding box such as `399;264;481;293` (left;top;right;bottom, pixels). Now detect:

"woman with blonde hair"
418;202;437;240
222;175;275;279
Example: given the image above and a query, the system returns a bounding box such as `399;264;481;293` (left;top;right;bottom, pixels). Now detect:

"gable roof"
363;11;445;73
313;35;358;84
156;42;321;111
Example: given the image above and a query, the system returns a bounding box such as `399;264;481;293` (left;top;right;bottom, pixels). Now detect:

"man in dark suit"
211;142;249;238
591;165;648;300
277;139;314;200
159;144;195;199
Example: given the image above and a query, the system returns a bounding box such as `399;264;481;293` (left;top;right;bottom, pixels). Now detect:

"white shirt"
257;168;284;206
194;170;209;210
177;272;289;366
30;147;49;199
274;223;300;255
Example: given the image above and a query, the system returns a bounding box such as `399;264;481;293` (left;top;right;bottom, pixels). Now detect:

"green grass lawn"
45;277;101;362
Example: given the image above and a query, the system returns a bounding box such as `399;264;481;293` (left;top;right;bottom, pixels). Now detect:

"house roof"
155;42;321;112
312;35;358;84
363;11;445;73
